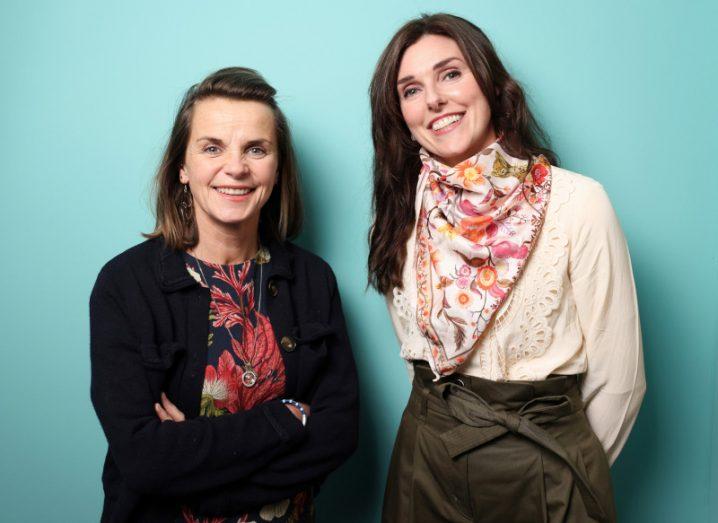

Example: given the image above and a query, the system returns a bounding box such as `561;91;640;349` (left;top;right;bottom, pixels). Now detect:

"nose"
425;84;447;112
224;148;249;178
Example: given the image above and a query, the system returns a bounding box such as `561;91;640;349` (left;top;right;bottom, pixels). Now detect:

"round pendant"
242;369;258;388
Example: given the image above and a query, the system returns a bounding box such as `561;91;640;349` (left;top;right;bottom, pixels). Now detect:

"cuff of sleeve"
262;400;306;444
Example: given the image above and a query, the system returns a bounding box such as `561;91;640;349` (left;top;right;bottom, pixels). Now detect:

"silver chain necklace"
192;252;264;388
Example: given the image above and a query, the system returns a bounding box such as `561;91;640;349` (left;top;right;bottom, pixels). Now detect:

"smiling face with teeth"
397;34;497;167
179;97;278;246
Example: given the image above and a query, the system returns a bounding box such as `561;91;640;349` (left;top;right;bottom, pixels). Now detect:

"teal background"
1;0;716;521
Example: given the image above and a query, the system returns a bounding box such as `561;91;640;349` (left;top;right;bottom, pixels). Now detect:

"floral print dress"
180;249;313;523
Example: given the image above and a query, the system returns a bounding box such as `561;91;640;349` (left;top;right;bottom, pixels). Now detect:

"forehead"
189;97;275;139
397;34;464;80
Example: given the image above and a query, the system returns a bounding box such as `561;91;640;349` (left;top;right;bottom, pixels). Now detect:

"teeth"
216;187;252;195
432;114;462;131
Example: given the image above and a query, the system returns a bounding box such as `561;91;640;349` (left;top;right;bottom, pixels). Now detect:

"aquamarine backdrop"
1;0;716;521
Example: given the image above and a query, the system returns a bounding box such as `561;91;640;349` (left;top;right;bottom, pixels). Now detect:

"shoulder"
549;166;622;246
284;241;337;286
270;241;341;305
284;241;331;269
93;238;163;294
550;166;616;222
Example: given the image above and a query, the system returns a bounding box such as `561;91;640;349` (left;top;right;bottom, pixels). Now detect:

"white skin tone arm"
155;393;310;423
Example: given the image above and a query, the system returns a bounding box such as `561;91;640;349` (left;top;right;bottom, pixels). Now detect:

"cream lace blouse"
387;167;646;464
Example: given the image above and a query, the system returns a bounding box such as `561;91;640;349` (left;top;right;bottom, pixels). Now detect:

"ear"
179;166;189;184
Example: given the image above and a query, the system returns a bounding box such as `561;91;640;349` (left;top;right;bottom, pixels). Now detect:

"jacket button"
280;336;296;352
268;279;279;297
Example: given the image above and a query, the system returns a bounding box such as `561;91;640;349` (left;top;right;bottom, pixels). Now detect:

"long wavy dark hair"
368;13;557;294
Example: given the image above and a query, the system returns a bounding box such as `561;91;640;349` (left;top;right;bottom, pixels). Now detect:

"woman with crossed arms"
90;67;358;522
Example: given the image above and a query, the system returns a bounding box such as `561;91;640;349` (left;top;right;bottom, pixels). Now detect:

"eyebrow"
194;137;273;147
244;139;273;147
195;136;224;145
397;57;462;86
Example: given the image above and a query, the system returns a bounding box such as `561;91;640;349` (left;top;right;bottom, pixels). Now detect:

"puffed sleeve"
568;179;646;464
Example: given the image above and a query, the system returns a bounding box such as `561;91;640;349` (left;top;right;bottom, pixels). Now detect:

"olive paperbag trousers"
382;363;616;523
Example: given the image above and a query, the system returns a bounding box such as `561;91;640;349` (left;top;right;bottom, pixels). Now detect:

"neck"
191;214;260;265
434;131;500;167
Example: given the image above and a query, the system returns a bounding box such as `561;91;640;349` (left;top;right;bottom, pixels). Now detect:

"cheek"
400;102;423;131
477;98;492;120
256;162;279;193
186;161;217;185
468;90;492;119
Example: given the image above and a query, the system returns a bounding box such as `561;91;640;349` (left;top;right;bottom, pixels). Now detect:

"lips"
428;112;464;134
214;187;253;196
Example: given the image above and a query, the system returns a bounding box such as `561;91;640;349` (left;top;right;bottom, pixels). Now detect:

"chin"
208;213;252;228
437;148;472;166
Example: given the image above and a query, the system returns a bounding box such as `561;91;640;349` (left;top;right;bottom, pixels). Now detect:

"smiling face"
397;34;497;166
179;97;278;240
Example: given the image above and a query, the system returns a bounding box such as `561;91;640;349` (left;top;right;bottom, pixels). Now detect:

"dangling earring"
179;183;193;224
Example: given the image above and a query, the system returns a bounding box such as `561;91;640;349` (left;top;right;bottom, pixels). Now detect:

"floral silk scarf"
415;142;552;376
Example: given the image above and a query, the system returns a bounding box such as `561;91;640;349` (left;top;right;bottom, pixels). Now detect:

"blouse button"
267;279;279;297
280;336;296;352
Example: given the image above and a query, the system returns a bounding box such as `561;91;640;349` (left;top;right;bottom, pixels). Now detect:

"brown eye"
443;70;461;80
403;86;420;99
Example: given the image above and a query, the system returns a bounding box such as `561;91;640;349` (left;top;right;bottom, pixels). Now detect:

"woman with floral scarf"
368;14;645;522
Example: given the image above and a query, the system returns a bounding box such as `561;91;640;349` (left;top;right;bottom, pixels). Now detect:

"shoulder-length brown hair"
368;13;557;294
145;67;302;250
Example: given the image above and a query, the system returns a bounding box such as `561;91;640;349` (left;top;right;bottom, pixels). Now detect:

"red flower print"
486;222;498;238
460;215;493;243
208;287;245;329
202;365;229;411
181;506;225;523
530;163;549;186
205;262;256;329
215;350;242;413
229;311;285;412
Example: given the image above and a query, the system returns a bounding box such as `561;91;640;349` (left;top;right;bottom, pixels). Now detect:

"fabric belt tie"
419;381;609;523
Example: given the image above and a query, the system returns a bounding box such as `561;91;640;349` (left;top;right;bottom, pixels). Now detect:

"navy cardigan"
90;237;359;522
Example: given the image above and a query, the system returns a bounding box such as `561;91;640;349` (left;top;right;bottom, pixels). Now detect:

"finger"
161;393;185;422
301;402;311;416
155;403;172;422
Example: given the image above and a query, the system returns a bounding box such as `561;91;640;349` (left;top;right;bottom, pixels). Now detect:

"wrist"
281;398;307;426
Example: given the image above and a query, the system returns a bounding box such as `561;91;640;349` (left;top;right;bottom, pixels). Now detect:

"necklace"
192;253;264;388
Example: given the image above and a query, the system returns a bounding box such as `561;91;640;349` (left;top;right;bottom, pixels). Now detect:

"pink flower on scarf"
491;241;529;259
